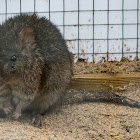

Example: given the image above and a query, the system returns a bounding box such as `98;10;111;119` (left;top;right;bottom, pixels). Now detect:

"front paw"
12;112;21;120
3;106;14;115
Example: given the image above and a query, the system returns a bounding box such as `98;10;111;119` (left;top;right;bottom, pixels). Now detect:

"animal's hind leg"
31;94;57;127
31;102;48;127
31;90;63;127
32;112;43;127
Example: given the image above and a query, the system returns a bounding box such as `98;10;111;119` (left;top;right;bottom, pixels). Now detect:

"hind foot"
32;114;43;127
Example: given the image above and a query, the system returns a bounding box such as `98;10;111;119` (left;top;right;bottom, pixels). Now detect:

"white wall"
0;0;140;63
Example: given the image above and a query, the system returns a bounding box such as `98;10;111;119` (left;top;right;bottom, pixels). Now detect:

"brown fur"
0;14;72;127
19;26;35;44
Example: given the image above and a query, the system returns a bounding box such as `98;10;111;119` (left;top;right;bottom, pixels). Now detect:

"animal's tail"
62;90;140;109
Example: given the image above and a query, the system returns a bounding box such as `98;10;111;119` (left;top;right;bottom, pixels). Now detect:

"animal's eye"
10;55;17;61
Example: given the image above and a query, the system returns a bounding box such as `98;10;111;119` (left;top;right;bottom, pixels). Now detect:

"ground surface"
0;85;140;140
0;60;140;139
74;59;140;74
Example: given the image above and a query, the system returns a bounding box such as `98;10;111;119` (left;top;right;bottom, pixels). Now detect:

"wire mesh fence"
0;0;140;63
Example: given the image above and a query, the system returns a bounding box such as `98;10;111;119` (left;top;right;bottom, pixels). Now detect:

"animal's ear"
19;26;35;44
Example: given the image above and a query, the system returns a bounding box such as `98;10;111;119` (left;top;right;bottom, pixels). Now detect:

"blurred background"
0;0;140;63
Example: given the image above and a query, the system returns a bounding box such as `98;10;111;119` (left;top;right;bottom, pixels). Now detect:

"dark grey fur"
0;14;72;126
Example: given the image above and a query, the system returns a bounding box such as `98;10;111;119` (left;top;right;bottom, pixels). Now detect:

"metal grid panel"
0;0;139;63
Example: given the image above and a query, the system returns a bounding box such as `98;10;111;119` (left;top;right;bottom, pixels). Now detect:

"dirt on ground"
0;85;140;140
0;60;140;140
74;58;140;74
